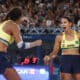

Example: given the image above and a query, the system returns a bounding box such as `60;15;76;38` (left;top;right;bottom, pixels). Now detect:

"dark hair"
5;8;22;21
61;16;73;23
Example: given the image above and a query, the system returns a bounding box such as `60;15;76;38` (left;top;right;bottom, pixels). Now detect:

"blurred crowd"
0;0;80;30
0;0;80;65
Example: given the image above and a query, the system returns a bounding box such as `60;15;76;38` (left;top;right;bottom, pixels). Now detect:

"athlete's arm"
9;21;42;49
49;34;61;58
44;34;61;64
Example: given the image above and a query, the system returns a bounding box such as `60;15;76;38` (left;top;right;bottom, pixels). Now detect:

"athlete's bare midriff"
62;49;79;55
0;42;7;52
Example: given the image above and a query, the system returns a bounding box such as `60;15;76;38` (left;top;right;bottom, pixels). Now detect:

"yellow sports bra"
61;31;79;50
0;20;14;46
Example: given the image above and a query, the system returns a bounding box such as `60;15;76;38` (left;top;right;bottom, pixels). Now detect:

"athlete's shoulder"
57;32;63;37
4;20;18;28
4;20;16;25
56;33;62;42
0;20;14;28
2;20;19;32
73;30;78;32
73;30;79;36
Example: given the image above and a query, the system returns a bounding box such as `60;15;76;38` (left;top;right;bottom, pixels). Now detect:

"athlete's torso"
61;30;80;55
0;20;14;52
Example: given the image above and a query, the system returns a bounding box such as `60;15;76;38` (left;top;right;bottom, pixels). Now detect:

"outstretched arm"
10;21;42;49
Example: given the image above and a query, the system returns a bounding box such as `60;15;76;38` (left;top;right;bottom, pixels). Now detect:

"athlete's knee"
3;68;21;80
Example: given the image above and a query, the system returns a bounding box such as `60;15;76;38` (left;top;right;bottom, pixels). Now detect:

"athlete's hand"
44;55;50;65
35;40;42;46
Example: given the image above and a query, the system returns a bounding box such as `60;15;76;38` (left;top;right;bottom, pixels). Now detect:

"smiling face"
61;17;72;32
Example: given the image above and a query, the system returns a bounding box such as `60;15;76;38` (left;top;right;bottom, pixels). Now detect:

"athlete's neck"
65;29;73;35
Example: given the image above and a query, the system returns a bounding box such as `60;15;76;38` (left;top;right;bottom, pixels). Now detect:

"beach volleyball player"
44;16;80;80
0;8;42;80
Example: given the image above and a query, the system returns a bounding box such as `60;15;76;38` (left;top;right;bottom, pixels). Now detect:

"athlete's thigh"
73;73;80;80
60;72;72;80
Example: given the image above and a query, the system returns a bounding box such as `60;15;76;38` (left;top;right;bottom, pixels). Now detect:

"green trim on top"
61;47;79;50
0;38;9;46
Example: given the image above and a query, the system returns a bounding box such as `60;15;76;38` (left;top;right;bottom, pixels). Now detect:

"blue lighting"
0;65;50;80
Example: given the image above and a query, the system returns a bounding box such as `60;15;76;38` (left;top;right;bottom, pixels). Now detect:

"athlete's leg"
3;68;21;80
72;56;80;80
0;53;21;80
73;74;80;80
60;72;72;80
59;55;72;80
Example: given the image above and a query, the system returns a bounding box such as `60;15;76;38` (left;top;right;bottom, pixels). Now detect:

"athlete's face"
61;18;72;31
